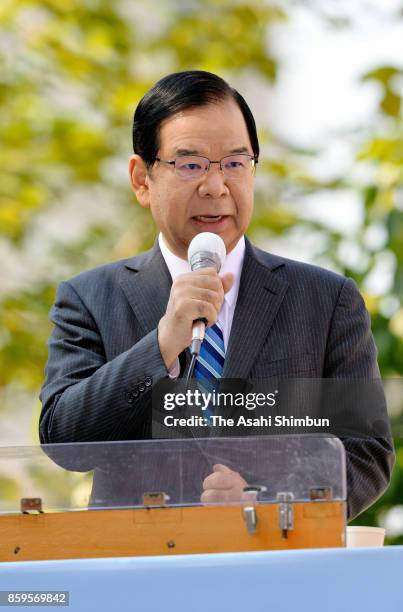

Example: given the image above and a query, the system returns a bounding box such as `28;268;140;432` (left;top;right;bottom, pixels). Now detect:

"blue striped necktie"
194;322;225;421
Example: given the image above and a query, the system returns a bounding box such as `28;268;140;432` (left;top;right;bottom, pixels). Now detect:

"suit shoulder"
60;247;154;292
283;257;347;288
61;258;130;291
253;244;348;289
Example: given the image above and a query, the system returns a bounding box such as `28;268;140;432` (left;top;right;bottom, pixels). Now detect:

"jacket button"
132;389;139;398
139;383;145;392
145;377;152;387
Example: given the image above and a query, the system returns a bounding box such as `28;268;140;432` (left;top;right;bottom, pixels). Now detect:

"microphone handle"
189;253;220;356
191;317;207;356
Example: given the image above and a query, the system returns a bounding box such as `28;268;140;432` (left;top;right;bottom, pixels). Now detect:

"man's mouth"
193;215;225;222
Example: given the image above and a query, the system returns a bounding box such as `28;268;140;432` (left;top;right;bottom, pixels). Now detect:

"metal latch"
21;498;43;514
241;485;267;535
277;492;294;538
243;506;257;534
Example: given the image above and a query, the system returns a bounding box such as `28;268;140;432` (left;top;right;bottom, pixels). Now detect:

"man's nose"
197;163;230;198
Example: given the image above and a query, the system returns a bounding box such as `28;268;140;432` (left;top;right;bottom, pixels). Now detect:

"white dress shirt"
158;232;245;376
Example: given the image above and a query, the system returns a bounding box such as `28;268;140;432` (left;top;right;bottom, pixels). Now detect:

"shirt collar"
158;233;245;308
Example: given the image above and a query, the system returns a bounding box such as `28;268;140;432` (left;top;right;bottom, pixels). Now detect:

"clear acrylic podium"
0;436;347;562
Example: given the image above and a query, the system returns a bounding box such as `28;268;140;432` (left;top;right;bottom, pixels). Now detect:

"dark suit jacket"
39;238;394;519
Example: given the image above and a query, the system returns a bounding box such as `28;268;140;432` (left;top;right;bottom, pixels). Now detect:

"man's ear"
129;154;151;209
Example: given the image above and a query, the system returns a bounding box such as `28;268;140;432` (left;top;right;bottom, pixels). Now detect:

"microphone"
187;232;226;356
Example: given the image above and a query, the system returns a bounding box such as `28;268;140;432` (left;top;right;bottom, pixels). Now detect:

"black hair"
132;70;259;168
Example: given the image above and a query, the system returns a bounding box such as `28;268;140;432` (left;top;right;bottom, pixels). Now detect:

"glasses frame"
154;153;258;180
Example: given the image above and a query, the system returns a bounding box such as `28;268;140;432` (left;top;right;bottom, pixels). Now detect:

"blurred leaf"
381;90;401;118
362;65;403;86
0;475;21;501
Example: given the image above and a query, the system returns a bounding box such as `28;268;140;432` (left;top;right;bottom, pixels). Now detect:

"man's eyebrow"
174;148;201;156
229;146;250;154
173;146;251;156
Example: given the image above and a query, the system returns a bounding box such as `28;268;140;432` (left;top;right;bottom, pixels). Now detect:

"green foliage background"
0;1;402;538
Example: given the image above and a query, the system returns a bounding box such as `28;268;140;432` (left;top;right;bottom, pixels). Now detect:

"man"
39;70;394;519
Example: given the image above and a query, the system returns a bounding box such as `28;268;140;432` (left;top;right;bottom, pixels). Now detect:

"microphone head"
187;232;226;272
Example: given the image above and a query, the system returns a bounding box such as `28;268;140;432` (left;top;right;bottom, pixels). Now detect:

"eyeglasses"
154;154;258;180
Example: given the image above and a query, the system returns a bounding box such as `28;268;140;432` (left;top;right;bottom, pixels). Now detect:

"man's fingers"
201;489;237;503
203;465;241;490
213;463;232;473
201;464;249;504
191;267;218;275
202;472;233;490
176;269;223;293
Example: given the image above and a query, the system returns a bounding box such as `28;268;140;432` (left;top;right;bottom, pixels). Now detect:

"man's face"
130;97;255;259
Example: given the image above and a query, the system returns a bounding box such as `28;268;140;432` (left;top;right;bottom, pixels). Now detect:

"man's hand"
158;268;234;369
201;464;248;503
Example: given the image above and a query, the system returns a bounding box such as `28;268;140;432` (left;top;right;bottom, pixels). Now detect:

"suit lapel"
119;243;192;372
222;239;289;379
119;244;172;336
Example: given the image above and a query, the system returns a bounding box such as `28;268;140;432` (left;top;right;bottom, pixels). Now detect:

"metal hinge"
20;498;44;514
142;492;170;507
310;487;332;501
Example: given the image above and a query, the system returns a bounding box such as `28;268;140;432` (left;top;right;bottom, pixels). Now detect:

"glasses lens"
175;156;208;179
222;155;254;177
